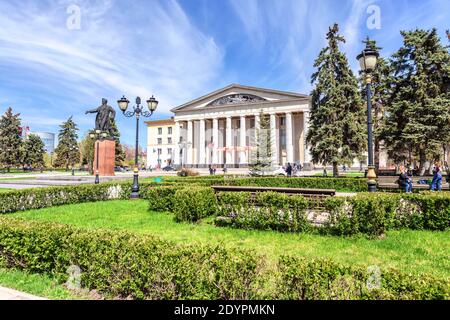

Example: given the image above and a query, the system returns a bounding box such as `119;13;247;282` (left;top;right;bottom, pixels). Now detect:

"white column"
199;119;206;166
285;112;294;164
187;120;193;165
212;118;219;164
226;116;232;165
303;111;311;164
270;114;278;165
239;115;247;165
173;121;180;165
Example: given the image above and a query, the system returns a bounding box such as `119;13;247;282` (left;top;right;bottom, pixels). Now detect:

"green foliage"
276;256;449;300
381;28;450;167
110;119;126;166
79;132;95;173
173;186;217;222
162;175;368;192
0;184;130;214
307;24;366;176
0;217;447;300
324;192;450;236
147;186;181;212
21;134;46;169
0;217;259;299
249;111;273;174
216;191;310;232
53;116;80;169
0;107;23;171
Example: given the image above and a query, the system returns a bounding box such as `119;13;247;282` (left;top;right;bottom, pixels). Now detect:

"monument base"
93;139;115;176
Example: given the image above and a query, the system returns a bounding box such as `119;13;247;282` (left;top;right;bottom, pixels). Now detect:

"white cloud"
0;0;223;114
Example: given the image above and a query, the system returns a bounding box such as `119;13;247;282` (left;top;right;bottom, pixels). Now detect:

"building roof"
145;117;174;127
170;83;309;113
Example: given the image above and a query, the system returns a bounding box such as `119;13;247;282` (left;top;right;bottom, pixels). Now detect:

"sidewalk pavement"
0;286;46;300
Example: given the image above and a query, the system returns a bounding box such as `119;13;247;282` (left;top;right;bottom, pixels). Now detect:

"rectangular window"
168;137;172;144
158;127;162;135
167;148;172;154
168;127;172;134
157;138;162;145
157;148;162;155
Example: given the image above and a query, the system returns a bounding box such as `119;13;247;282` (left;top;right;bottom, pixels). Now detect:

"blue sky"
0;0;449;146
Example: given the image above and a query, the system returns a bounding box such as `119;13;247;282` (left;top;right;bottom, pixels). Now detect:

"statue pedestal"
93;139;115;176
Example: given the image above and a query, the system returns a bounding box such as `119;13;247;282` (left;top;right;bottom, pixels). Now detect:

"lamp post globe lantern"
357;39;379;192
117;96;130;112
118;94;158;199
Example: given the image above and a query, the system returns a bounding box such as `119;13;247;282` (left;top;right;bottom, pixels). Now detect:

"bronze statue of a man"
86;98;116;136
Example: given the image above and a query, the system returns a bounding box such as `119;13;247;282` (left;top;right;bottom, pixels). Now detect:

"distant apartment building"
145;118;175;168
30;132;55;154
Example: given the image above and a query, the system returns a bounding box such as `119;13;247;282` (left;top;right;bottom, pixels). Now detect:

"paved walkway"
0;286;46;300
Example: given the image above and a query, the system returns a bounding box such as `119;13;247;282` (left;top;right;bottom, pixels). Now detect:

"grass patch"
0;268;84;299
0;188;13;192
10;200;450;279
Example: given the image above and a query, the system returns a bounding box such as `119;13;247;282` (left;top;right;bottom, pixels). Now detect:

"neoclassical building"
146;84;312;168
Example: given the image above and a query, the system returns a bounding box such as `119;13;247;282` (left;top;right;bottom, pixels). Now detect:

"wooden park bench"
211;185;336;199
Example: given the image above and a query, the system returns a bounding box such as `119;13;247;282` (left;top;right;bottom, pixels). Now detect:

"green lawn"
10;200;450;279
0;188;13;192
0;268;85;299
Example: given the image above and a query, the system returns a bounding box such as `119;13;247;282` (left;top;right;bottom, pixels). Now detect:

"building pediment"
171;84;309;113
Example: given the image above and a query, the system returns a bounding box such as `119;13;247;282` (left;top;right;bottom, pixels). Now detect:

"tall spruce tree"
54;116;80;170
22;134;46;169
307;24;366;177
249;111;273;175
0;107;23;172
381;28;450;174
358;38;392;170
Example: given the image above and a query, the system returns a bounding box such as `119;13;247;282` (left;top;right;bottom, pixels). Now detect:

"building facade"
147;84;312;168
30;132;55;154
145;118;175;168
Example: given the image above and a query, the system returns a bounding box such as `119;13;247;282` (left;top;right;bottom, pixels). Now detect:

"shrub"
0;217;260;300
147;186;181;212
276;256;449;300
324;193;450;236
173;186;217;222
0;183;130;214
0;217;447;300
215;191;310;232
164;176;367;192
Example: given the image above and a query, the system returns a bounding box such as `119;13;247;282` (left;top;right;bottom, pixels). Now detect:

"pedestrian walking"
286;162;292;177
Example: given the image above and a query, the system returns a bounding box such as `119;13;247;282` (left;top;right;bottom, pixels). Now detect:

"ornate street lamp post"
357;41;379;192
89;130;108;184
117;95;158;199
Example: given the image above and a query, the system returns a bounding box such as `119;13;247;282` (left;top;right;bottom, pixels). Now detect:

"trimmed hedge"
324;192;450;236
0;217;448;300
0;217;259;299
215;191;311;232
148;186;450;236
164;176;368;192
0;184;130;214
0;181;179;214
147;186;182;212
173;186;217;222
276;256;449;300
